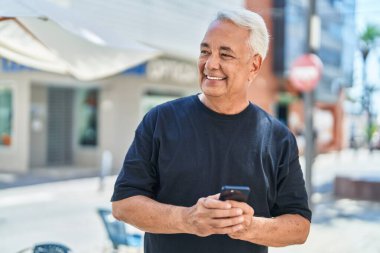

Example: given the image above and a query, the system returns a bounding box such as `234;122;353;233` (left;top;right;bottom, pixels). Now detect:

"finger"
209;207;243;218
208;193;220;199
227;201;254;215
203;197;231;209
209;216;245;228
213;224;244;235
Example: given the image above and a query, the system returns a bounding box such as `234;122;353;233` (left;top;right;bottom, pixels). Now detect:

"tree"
360;24;380;61
359;24;380;150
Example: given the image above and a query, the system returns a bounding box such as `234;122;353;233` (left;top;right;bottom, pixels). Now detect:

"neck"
198;93;249;115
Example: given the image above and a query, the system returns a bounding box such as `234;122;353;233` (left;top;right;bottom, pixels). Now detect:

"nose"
205;54;220;70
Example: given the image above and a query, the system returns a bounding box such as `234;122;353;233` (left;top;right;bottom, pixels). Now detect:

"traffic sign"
289;54;323;92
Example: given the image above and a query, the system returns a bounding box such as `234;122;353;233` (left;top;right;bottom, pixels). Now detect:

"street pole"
361;47;373;151
305;0;320;209
304;90;314;209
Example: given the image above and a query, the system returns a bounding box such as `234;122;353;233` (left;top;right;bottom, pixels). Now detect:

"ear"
248;54;262;81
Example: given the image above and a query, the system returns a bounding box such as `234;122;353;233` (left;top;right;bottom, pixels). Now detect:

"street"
1;149;380;253
0;177;115;253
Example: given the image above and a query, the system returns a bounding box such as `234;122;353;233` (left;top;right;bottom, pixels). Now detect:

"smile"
206;75;227;80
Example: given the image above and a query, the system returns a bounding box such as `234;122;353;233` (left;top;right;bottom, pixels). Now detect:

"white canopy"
0;0;243;80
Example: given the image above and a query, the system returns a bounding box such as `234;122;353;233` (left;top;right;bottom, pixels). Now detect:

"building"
0;0;356;173
247;0;356;153
0;57;199;172
0;0;243;173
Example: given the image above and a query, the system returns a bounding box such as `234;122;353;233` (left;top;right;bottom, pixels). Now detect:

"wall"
0;74;30;172
99;76;142;171
100;74;199;172
29;84;48;168
246;0;279;114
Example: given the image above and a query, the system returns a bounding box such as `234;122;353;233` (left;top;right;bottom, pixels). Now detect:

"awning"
0;0;243;80
0;17;161;80
0;19;68;74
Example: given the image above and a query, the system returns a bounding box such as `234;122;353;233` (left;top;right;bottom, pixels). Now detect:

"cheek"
198;57;206;68
198;62;205;74
226;68;249;87
197;63;205;84
234;66;251;80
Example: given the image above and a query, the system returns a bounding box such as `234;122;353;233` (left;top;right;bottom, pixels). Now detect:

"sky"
354;0;380;123
356;0;380;30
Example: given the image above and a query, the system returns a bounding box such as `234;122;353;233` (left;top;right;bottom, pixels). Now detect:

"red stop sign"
289;54;323;92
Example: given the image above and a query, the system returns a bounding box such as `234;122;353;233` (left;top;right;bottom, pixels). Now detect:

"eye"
200;50;210;56
221;53;233;59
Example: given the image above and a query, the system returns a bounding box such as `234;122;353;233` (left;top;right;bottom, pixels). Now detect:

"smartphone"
219;185;250;202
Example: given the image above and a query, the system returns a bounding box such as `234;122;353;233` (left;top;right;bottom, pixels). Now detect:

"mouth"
205;75;227;80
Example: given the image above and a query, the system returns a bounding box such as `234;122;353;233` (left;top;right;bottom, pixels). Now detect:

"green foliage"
278;92;298;105
365;123;378;142
360;24;380;46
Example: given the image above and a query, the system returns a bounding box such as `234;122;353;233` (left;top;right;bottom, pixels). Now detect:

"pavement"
0;149;380;253
272;149;380;253
0;166;105;189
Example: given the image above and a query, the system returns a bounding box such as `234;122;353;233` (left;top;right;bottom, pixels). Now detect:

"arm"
227;201;310;247
112;195;187;234
247;214;310;246
228;128;311;246
112;194;246;236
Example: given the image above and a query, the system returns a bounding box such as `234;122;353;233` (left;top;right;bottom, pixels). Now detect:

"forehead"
201;20;250;50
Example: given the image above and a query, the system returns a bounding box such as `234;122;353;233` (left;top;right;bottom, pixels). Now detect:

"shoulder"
147;95;196;120
250;104;297;154
137;95;196;134
251;104;290;137
155;95;196;112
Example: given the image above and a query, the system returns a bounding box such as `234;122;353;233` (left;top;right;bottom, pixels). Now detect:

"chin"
201;79;226;93
201;89;225;98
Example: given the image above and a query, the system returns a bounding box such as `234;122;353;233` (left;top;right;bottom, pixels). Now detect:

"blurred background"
0;0;379;252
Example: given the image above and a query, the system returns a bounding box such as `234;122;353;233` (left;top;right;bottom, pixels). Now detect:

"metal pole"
362;51;373;151
305;0;319;209
304;91;314;209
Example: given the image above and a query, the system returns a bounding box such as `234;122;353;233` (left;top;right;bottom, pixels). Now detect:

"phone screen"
219;185;250;202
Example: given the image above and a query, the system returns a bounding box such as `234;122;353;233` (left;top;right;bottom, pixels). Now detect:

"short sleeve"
270;132;312;222
111;111;159;202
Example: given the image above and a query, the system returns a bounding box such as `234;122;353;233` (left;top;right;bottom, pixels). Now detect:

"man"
112;8;311;253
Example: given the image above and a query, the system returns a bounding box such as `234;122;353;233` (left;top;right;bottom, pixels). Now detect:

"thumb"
208;193;221;200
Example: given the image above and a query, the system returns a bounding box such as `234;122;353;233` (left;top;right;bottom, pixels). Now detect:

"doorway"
46;87;74;166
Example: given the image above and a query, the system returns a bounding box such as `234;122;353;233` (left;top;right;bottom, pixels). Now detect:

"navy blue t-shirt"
112;95;311;253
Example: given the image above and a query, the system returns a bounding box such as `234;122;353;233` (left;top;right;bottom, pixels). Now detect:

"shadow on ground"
312;191;380;224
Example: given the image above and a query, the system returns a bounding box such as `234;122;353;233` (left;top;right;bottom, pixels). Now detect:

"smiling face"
198;20;262;103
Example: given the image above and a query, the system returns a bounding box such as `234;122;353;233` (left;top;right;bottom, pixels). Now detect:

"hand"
227;201;255;241
183;194;245;237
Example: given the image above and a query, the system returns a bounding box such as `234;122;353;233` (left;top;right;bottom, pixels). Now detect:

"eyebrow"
200;43;234;53
220;46;233;53
200;43;209;48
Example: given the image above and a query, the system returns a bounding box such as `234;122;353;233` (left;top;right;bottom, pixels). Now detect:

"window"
0;87;12;146
78;89;98;146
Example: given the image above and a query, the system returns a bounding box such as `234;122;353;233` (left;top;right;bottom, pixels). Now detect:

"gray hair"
215;9;269;60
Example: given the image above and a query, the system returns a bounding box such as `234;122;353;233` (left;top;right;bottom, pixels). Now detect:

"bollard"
99;150;113;192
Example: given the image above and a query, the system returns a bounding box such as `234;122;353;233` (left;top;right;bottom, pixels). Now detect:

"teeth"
206;75;225;80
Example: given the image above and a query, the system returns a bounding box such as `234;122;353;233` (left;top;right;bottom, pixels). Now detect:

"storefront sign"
147;58;198;85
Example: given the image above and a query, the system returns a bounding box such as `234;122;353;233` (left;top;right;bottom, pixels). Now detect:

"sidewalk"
0;166;112;189
273;149;380;253
0;176;118;253
0;149;379;253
